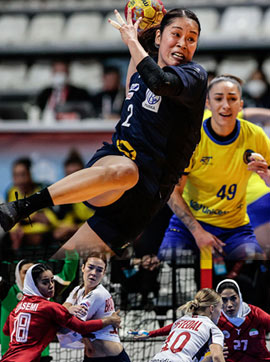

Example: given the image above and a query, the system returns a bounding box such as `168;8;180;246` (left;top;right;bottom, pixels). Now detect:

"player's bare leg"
254;223;270;259
0;155;139;232
49;155;139;205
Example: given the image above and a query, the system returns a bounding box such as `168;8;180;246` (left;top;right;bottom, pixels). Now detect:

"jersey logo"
126;83;140;100
126;92;134;100
16;292;23;301
190;200;229;216
249;328;259;336
200;156;213;165
116;140;137;160
130;83;140;92
142;89;161;113
193;66;201;73
236;328;241;335
243;149;255;164
223;330;230;339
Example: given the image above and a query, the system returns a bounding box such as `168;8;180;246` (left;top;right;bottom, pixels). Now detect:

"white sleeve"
65;286;80;305
210;325;224;347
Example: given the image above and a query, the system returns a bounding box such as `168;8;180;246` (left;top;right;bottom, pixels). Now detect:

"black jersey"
112;61;207;198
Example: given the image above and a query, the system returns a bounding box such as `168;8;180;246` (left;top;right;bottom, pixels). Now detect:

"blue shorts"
158;216;263;261
247;193;270;228
83;349;131;362
84;142;173;255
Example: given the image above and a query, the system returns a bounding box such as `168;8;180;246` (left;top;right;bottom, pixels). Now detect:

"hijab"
23;264;47;299
216;278;251;327
15;260;25;292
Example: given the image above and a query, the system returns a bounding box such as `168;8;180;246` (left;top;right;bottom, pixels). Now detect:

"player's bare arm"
168;178;224;252
208;343;226;362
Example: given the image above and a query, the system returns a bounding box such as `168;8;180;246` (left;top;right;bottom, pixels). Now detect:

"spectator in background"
116;254;160;309
5;157;57;257
34;61;93;123
53;149;95;244
244;68;270;109
91;66;125;120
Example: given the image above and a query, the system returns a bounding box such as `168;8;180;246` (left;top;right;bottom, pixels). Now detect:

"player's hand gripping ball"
125;0;166;32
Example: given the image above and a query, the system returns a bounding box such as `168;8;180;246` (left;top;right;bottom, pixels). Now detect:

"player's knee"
108;163;139;189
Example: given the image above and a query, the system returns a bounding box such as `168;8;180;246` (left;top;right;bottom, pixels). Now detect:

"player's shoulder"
250;303;268;316
179;61;207;74
92;284;111;299
239;118;265;135
81;284;110;303
169;61;207;83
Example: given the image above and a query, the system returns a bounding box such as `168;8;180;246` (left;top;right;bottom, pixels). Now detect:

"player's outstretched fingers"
108;18;121;30
134;16;142;31
114;9;125;26
126;7;132;24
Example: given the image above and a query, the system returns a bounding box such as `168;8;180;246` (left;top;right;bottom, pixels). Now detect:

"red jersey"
2;295;103;362
218;304;270;362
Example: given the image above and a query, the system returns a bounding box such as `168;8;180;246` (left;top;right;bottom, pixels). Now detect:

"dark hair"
208;74;243;97
83;251;107;270
64;149;84;168
31;264;52;286
18;259;33;271
139;8;201;55
13;157;32;172
216;281;239;296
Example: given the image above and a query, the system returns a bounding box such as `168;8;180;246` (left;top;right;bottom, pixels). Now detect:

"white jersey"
57;284;120;349
150;315;224;362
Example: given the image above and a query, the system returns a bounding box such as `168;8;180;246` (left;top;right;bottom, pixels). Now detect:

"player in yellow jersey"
159;75;270;261
205;106;270;257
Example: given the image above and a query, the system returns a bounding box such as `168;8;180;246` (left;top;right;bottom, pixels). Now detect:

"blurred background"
0;0;268;198
0;1;270;361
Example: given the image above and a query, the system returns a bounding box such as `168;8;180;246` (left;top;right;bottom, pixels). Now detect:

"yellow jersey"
183;118;270;228
204;109;270;206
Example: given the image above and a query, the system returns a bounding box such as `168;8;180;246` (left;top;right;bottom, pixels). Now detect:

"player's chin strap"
15;191;32;228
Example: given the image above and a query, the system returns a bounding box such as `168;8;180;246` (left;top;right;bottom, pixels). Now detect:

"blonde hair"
178;288;221;315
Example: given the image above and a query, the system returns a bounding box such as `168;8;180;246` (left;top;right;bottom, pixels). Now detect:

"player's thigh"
254;223;270;254
90;155;139;178
224;225;264;260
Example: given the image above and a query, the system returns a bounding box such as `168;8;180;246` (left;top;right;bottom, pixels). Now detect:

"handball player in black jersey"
0;8;208;256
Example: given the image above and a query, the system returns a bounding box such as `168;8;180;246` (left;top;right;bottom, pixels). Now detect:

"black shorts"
85;143;173;255
83;349;130;362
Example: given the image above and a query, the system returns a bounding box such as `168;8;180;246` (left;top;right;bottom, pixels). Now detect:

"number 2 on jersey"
161;331;191;353
122;104;133;127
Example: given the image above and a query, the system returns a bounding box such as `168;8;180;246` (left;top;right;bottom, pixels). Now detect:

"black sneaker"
0;194;31;232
